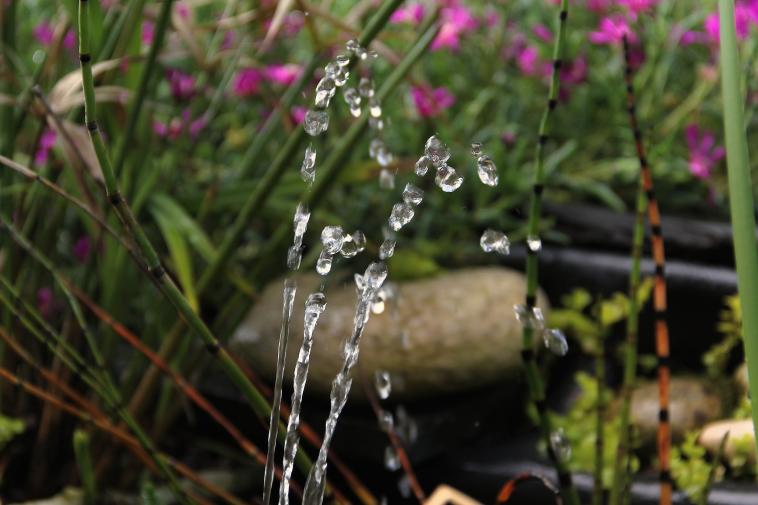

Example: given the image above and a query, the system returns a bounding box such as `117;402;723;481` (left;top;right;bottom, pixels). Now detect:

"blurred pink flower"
34;129;57;166
188;115;208;138
685;124;724;180
484;9;501;28
176;2;190;18
290;106;307;125
431;2;478;51
411;86;455;117
37;287;58;320
516;46;541;76
33;22;54;45
166;69;196;101
63;30;76;50
501;131;516;145
221;30;235;50
142;20;154;45
233;68;263;97
561;56;588;85
587;0;612;12
619;0;658;15
153;118;183;140
410;86;455;118
390;2;425;24
532;24;553;43
704;3;756;43
73;236;91;263
589;15;637;45
263;64;302;86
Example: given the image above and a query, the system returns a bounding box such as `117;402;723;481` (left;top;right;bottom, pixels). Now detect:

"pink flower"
72;236;91;263
33;22;54;45
590;15;637;45
532;24;553;43
501;131;516;145
561;56;588;85
704;3;756;43
516;46;540;76
685;124;724;180
263;64;302;86
290;106;307;125
431;2;478;51
410;86;455;118
153;118;183;140
34;129;57;166
390;3;425;24
166;69;196;101
188;115;207;138
63;30;76;50
233;68;263;97
142;20;154;45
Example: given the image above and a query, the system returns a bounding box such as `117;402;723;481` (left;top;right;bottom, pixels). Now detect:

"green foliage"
0;414;24;452
704;294;742;379
671;432;725;503
553;372;640;487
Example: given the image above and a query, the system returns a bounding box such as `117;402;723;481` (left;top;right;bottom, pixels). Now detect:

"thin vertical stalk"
621;35;672;505
593;331;605;505
73;430;97;505
610;177;646;505
719;0;758;447
111;0;175;178
518;2;580;504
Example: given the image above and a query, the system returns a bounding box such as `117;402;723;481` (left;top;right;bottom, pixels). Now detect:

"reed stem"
719;0;758;446
73;430;97;505
518;2;580;503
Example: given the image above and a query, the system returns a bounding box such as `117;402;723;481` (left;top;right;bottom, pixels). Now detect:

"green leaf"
151;201;199;313
0;414;24;451
151;194;217;263
388;250;441;281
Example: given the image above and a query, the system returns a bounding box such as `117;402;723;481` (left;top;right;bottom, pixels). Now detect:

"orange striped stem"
622;34;672;505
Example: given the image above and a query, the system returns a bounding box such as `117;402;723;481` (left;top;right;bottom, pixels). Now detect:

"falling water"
262;278;298;505
302;262;388;505
278;292;328;505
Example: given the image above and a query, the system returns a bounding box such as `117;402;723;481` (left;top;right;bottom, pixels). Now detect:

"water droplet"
434;165;463;192
321;226;344;255
377;147;393;167
395;406;418;443
316;250;333;275
424;135;450;166
358;77;374;97
514;304;545;331
346;39;366;60
333;68;349;87
378;410;394;431
543;328;569;356
371;298;385;314
369;97;382;118
301;144;317;184
384;445;401;471
354;273;365;292
369;138;384;159
379;169;395;189
397;475;411;497
353;230;366;252
287;245;302;270
389;202;414;231
527;234;542;252
324;62;340;78
349;105;361;118
305;292;327;319
340;234;359;258
477;156;499;186
293;203;310;237
402;183;424;206
363;262;388;290
375;370;392;399
314;77;336;108
369;117;384;130
304;109;329;136
335;53;350;67
379;239;396;260
550;429;572;463
480;229;510;255
471;142;483;157
415;155;433;176
344;87;361;107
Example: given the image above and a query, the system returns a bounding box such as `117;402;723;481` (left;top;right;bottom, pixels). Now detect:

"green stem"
610;177;646;505
719;0;758;447
518;2;580;504
73;430;97;505
593;332;606;505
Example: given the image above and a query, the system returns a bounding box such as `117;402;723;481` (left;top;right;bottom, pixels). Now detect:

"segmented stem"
518;2;580;504
610;176;646;505
622;35;672;505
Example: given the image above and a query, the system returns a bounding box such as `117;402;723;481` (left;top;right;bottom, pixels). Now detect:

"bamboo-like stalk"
517;2;579;503
73;430;97;505
111;0;175;178
128;0;406;426
719;0;758;447
609;177;646;505
621;35;672;505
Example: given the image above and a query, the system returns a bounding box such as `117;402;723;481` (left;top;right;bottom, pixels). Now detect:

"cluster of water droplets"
286;203;312;270
513;304;569;357
470;142;499;187
316;225;367;276
480;229;510;256
415;135;463;192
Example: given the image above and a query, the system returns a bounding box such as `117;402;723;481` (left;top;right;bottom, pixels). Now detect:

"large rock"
231;267;547;400
699;419;756;464
631;376;723;443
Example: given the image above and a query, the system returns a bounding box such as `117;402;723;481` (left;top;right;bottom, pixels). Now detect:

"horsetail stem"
518;2;580;504
73;430;97;505
621;34;672;505
0;220;192;505
610;176;646;505
718;0;758;450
